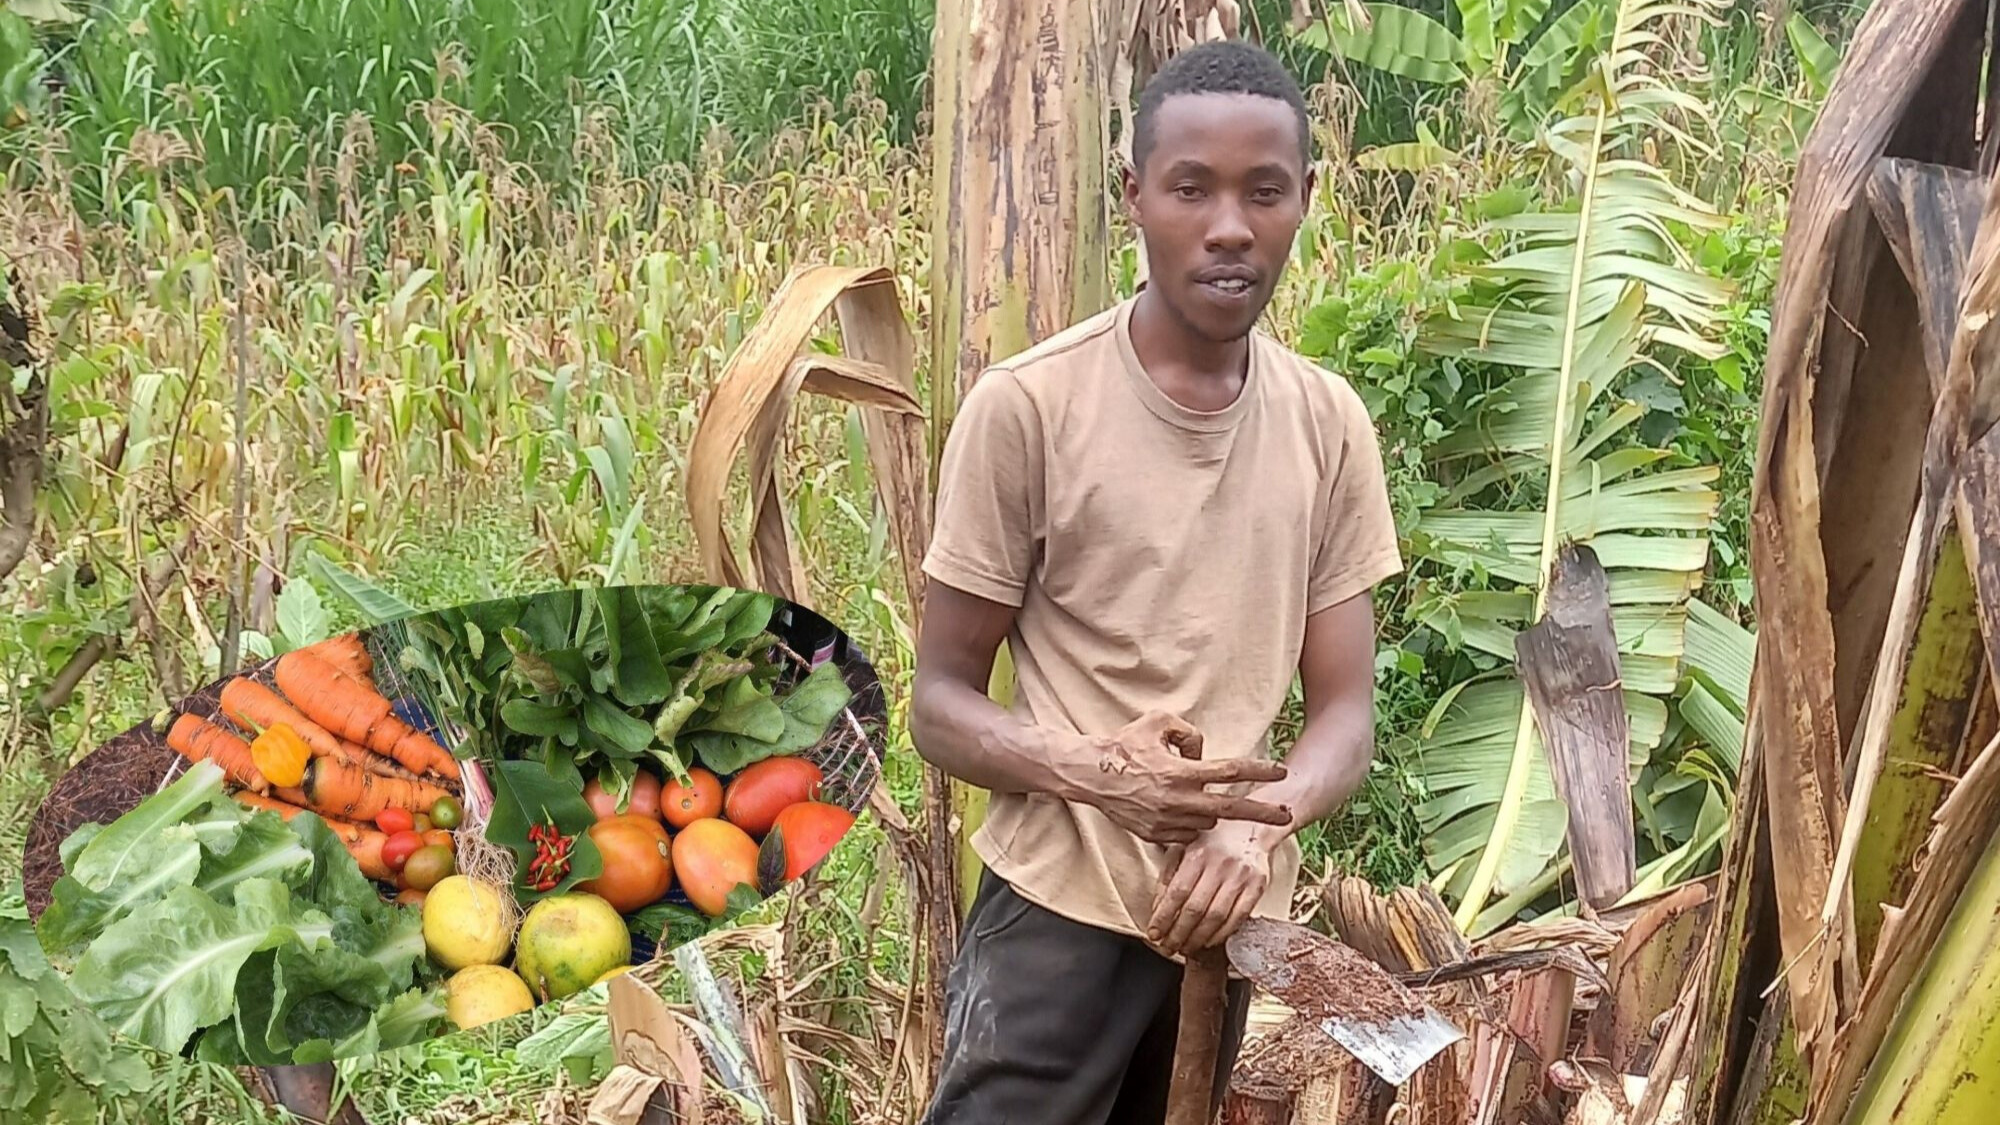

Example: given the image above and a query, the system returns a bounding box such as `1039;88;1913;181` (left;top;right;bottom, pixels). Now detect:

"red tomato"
582;769;665;822
377;808;415;835
382;830;425;872
769;802;856;881
661;768;724;829
723;757;825;836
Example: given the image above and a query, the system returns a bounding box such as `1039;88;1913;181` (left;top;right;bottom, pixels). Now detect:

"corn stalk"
1403;0;1733;934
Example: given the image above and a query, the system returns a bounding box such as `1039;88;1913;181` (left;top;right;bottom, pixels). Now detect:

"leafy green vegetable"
31;760;447;1065
686;661;853;774
390;584;843;789
0;889;155;1120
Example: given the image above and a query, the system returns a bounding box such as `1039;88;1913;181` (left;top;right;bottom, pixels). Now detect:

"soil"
22;716;181;919
1229;918;1427;1027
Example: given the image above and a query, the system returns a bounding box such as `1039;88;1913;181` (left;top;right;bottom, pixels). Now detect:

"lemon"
514;892;631;1003
445;964;535;1030
594;964;635;985
422;876;515;971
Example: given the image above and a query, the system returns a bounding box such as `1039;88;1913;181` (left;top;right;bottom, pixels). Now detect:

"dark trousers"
920;867;1254;1125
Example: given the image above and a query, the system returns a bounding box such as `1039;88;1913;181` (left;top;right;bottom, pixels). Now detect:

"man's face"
1125;91;1314;343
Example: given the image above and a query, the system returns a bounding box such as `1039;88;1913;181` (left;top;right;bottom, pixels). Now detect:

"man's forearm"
1242;693;1375;851
910;674;1099;802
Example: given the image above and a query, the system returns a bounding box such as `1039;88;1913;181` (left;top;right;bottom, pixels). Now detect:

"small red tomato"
377;808;415;835
382;830;425;871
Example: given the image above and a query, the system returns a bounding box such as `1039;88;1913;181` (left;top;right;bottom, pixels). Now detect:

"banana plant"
1400;0;1734;932
1294;0;1624;139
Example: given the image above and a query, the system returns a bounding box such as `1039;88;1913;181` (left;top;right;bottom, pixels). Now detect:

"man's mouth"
1195;266;1259;300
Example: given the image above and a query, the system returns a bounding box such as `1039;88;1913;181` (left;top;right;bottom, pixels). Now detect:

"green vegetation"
0;0;1856;1118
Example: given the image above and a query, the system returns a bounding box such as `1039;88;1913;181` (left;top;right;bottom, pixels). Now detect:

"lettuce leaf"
66;877;329;1056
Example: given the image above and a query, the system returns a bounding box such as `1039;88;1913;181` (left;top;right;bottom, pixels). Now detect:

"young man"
912;38;1403;1125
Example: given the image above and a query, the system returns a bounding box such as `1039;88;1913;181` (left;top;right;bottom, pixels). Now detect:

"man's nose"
1207;201;1253;251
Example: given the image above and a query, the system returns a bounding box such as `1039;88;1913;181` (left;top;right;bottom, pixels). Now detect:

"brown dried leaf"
685;265;927;610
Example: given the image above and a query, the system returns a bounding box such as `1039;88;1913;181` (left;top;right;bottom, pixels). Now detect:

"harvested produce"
577;815;674;913
222;677;419;782
514;893;631;1003
661;767;723;828
422;876;515;971
585;769;662;821
33;760;449;1064
165;713;268;793
445;964;536;1031
383;830;426;871
403;845;456;891
248;722;312;787
430;795;463;829
769;801;857;882
673;818;761;917
274;646;461;780
723;756;825;835
297;754;455;823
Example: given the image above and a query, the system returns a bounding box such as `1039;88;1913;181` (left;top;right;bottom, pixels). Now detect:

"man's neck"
1128;288;1252;414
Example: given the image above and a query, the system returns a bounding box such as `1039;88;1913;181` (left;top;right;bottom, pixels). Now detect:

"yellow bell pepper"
250;722;312;788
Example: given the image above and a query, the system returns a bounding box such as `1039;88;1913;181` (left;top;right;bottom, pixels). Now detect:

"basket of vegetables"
29;583;882;1064
370;584;882;1006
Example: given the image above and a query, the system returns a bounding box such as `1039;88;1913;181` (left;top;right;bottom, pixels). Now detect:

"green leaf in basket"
599;587;674;707
501;699;579;741
482;761;603;902
502;627;564;695
690;676;786;742
516;591;581;653
583;695;656;757
687;662;853;775
722;883;766;920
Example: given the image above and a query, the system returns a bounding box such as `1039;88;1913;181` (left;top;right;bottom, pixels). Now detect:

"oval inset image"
21;583;882;1065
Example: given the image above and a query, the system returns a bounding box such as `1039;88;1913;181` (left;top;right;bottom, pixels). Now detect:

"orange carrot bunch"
274;648;461;781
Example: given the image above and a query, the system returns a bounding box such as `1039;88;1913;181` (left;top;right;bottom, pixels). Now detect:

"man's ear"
1120;161;1142;223
1301;165;1318;207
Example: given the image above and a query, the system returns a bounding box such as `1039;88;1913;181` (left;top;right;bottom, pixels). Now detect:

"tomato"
377;808;415;835
769;802;857;882
394;887;428;908
723;757;826;836
583;770;665;822
624;770;663;820
412;812;434;834
661;768;723;829
430;795;463;829
671;818;761;917
424;829;454;851
382;830;425;872
578;814;675;913
403;845;456;891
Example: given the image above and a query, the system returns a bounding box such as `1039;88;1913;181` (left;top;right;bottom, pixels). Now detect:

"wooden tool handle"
1166;945;1231;1125
1163;727;1228;1125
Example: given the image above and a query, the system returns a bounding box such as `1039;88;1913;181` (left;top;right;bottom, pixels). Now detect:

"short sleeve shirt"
921;295;1403;939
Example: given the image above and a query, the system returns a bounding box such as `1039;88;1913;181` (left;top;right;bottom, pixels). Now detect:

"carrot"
298;753;456;824
303;634;374;684
234;790;395;881
219;677;421;782
166;714;269;793
275;648;461;781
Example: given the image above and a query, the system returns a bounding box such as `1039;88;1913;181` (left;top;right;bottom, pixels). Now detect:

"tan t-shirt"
922;295;1404;940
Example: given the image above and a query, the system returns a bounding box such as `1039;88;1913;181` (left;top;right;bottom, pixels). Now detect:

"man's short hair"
1131;38;1313;174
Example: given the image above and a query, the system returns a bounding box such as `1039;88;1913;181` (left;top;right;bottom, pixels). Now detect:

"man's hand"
1077;710;1292;846
1144;820;1275;956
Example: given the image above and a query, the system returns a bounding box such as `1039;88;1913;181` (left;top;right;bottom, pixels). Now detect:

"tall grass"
10;0;934;222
